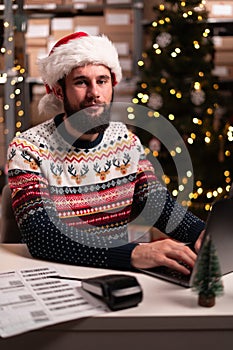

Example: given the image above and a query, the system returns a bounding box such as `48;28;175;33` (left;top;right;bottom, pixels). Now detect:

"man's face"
61;64;113;135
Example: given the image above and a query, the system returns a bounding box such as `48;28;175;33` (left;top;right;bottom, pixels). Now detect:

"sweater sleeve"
7;141;137;271
132;159;205;244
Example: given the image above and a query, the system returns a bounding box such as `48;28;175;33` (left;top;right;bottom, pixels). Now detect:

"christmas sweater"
7;114;205;270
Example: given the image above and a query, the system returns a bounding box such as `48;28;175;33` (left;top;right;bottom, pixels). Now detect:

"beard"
63;97;111;135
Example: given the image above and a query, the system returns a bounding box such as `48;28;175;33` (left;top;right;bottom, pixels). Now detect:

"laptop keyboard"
141;262;192;287
149;265;191;280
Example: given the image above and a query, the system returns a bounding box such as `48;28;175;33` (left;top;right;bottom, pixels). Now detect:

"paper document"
0;266;107;338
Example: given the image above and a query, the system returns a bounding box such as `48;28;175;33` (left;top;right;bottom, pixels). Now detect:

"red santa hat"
37;32;122;116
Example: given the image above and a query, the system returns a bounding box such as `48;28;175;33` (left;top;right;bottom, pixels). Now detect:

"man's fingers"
131;238;197;271
160;242;197;273
194;229;205;253
165;241;195;260
163;258;192;275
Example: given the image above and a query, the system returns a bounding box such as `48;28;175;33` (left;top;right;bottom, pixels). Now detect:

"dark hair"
58;77;66;94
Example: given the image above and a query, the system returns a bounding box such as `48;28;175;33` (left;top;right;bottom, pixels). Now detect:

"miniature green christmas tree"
192;234;224;307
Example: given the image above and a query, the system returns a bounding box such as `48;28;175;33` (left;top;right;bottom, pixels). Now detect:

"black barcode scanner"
49;273;143;311
81;274;143;311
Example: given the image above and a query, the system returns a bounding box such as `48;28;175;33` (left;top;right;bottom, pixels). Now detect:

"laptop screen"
203;198;233;276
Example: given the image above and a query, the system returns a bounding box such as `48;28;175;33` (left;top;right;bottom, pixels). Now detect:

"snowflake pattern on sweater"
7;115;205;270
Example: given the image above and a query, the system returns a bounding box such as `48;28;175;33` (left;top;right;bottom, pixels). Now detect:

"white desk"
0;244;233;350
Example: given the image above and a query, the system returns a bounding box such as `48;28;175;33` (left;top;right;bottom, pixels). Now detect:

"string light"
182;177;188;184
171;52;177;58
187;137;194;144
153;111;160;118
141;83;147;89
147;111;153;117
162;175;171;185
227;126;233;141
194;81;201;90
1;0;28;144
132;0;233;215
159;4;165;11
207;108;214;115
205;204;211;211
176;92;182;99
205;131;211;144
4;21;10;28
193;41;200;49
203;28;210;38
127;113;135;120
137;60;144;67
170;150;176;157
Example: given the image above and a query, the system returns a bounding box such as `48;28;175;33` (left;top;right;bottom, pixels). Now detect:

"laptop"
138;197;233;288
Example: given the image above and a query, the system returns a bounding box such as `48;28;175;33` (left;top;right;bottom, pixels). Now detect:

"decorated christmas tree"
192;234;224;307
132;0;233;220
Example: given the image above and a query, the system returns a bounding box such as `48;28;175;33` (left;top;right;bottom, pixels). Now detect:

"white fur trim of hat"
37;32;122;116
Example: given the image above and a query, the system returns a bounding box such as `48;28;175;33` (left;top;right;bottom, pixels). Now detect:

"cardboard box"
104;9;134;33
51;17;74;40
26;37;48;47
0;97;3;114
0;54;4;71
26;19;50;77
119;56;132;71
0;123;5;139
206;1;233;18
213;65;233;79
0;147;6;169
106;32;133;56
26;18;50;41
119;56;133;78
213;36;233;51
105;0;132;4
228;65;233;79
65;0;103;4
0;122;6;168
73;16;104;35
215;51;233;65
24;1;63;4
26;46;47;78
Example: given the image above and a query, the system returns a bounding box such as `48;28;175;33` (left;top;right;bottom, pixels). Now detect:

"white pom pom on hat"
37;31;122;116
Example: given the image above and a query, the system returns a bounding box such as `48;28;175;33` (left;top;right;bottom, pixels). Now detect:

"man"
7;32;205;274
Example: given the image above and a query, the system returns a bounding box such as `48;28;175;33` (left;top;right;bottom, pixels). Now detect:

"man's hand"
131;238;197;275
194;229;205;253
